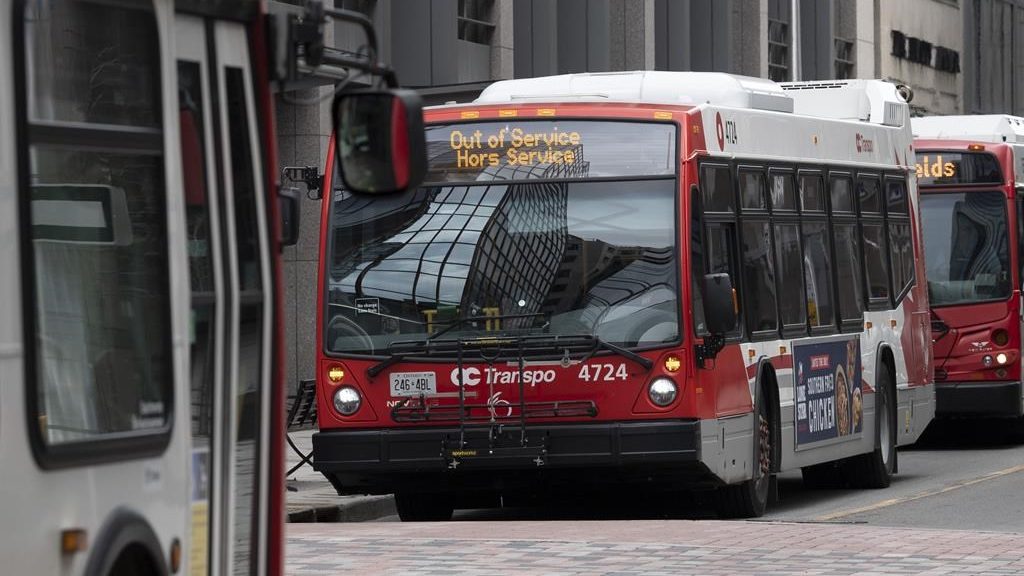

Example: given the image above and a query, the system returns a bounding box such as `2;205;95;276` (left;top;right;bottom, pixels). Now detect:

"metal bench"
286;379;318;478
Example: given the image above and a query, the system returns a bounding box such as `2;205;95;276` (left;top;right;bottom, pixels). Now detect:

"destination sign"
424;120;676;183
915;151;1003;186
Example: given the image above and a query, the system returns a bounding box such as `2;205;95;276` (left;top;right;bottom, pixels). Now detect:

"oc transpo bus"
913;115;1024;422
0;1;424;575
313;72;935;520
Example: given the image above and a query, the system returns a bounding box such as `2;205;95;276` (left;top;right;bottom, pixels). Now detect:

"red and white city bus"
314;72;935;520
0;1;423;574
913;115;1024;421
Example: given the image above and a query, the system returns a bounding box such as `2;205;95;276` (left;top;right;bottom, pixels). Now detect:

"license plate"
389;371;437;397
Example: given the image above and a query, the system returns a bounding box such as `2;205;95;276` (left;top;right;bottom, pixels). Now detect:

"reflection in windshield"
921;191;1010;306
326;180;679;355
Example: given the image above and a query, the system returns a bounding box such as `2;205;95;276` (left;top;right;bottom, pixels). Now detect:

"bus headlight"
648;377;678;407
333;386;361;416
983;355;994;367
997;353;1008;365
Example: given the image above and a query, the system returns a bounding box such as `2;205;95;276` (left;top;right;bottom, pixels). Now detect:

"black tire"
395;492;455;522
849;365;896;488
714;395;773;518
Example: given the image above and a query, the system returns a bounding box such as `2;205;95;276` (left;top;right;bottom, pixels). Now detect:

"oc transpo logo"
450;366;556;387
715;112;737;151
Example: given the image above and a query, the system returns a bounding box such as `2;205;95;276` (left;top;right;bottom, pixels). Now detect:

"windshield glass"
921;191;1011;306
325;179;679;355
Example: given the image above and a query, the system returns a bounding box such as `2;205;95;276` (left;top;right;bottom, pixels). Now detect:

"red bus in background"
914;115;1024;421
314;72;936;521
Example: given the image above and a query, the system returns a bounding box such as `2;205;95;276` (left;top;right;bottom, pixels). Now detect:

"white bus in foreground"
0;1;425;574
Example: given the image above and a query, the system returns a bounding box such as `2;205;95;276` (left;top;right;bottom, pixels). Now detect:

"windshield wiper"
580;336;654;371
366;312;549;378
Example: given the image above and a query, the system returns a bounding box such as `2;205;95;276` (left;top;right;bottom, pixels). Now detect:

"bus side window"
21;0;171;454
886;177;913;300
859;175;890;305
799;173;834;330
699;164;742;336
738;167;777;336
690;185;707;335
830;174;865;327
1017;193;1024;290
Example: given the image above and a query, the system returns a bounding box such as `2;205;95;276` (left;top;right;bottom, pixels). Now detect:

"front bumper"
935;381;1023;417
313;420;705;494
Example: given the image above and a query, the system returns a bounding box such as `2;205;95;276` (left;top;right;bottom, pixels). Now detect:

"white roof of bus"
472;71;909;127
912;115;1024;144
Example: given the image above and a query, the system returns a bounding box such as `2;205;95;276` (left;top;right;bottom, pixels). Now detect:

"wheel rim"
879;391;892;467
756;409;771;493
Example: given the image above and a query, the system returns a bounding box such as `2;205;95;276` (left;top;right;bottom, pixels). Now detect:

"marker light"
968;143;986;151
333;386;361;416
997;353;1008;365
993;329;1010;347
327;365;345;383
648;378;678;407
60;529;87;555
664;355;682;373
983;355;994;367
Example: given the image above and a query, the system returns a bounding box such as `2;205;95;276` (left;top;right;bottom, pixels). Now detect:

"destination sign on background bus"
915;151;1003;186
424;120;676;183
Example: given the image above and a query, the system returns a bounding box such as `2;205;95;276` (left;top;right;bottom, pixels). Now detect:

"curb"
287;495;396;523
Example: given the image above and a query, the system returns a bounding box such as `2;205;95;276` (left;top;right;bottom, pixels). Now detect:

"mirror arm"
320;7;398;86
282;166;324;200
694;334;726;369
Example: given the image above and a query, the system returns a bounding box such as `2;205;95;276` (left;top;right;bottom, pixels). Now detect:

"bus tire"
395;492;455;521
713;393;772;518
850;364;896;488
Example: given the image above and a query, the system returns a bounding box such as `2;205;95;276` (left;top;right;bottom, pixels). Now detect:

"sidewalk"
285;429;395;522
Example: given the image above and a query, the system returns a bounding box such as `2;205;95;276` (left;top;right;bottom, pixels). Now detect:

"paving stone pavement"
286;520;1024;575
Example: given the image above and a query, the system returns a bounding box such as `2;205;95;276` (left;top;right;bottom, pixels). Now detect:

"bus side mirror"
331;89;426;194
278;185;299;248
702;273;737;335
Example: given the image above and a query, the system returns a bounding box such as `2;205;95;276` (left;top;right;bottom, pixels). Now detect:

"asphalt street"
287;419;1024;574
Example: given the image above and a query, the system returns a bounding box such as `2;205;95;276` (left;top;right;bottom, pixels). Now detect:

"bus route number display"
423;120;677;182
915;151;1003;186
793;336;863;448
450;127;582;169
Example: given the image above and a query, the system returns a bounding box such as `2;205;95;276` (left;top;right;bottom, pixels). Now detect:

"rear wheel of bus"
395;492;455;521
850;365;896;488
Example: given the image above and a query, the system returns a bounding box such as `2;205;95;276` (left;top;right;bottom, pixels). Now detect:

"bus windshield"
324;178;679;356
920;190;1011;306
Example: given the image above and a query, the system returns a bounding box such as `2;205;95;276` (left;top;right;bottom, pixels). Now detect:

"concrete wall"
276;86;333;391
878;0;963;115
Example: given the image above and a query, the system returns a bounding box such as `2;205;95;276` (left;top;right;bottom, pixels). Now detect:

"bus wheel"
850;366;896;488
395;492;455;521
714;397;772;518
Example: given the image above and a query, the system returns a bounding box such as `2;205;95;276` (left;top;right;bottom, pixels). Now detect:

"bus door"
176;15;273;576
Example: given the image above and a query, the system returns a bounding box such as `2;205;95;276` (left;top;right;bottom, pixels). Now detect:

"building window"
458;0;495;45
835;37;854;79
768;18;790;82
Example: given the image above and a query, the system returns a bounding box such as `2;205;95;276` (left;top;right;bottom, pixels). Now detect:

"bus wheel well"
758;363;781;474
84;509;167;576
108;543;161;576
